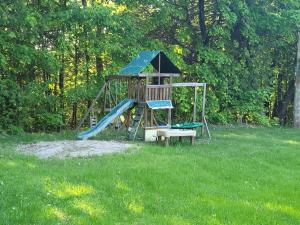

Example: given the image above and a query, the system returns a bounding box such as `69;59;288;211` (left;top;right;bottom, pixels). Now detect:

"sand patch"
17;140;132;159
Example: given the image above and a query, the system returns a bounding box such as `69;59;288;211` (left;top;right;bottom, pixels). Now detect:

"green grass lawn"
0;127;300;225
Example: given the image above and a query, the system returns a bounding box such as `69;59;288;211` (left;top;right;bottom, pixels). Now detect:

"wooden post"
125;110;131;128
294;32;300;128
127;79;130;99
202;83;207;135
115;80;118;103
165;137;170;147
108;81;112;108
145;77;148;101
125;78;132;128
169;77;173;100
190;137;195;145
193;87;197;122
103;83;107;112
158;53;161;85
179;136;182;143
168;77;173;126
158;135;162;143
144;109;148;126
137;78;140;102
144;77;149;136
150;109;154;126
106;83;117;106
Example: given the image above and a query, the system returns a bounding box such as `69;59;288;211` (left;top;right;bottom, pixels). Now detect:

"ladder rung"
128;127;135;132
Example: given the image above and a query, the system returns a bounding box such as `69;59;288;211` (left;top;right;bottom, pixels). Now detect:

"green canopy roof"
118;50;181;75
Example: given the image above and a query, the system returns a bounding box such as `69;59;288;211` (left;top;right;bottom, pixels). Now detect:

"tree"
1;0;300;132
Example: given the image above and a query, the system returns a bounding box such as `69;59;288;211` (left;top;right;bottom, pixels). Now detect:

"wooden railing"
145;85;172;101
128;81;173;102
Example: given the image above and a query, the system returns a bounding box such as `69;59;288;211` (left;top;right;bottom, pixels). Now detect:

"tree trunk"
71;40;79;128
59;54;65;112
96;54;103;82
59;0;67;125
198;0;208;45
96;26;104;83
294;32;300;127
273;71;283;124
82;0;92;109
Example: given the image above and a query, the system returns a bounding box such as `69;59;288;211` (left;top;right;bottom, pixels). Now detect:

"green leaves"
25;15;37;28
0;0;299;132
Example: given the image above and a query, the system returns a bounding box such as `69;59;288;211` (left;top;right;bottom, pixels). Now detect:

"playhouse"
77;50;210;145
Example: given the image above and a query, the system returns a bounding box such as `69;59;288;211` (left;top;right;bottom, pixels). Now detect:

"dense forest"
0;0;299;133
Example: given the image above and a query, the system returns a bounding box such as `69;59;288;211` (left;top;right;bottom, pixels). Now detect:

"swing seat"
171;122;204;129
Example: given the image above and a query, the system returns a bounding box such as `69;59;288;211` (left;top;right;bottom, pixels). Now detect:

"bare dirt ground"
17;140;132;159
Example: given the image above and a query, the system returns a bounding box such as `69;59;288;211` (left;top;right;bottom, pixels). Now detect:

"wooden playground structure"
77;50;210;144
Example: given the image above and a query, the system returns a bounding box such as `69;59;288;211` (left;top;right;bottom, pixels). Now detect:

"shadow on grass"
1;127;300;224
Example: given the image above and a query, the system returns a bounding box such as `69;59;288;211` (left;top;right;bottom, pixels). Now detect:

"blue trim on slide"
77;99;136;140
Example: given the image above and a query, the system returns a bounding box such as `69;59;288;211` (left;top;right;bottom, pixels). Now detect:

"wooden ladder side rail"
76;83;107;131
106;82;117;107
132;110;144;141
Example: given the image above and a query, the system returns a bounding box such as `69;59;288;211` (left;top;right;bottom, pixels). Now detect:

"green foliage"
20;81;63;132
0;80;22;131
0;0;299;131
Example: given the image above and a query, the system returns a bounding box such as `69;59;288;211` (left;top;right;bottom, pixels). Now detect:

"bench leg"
165;137;170;147
157;136;162;143
190;136;195;145
179;136;182;143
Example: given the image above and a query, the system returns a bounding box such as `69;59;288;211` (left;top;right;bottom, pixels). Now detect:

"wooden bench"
157;129;196;146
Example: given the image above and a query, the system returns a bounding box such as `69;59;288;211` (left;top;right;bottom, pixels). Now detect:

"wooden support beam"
168;77;173;126
105;73;181;80
172;82;206;87
202;83;207;135
193;87;197;122
105;75;135;80
150;109;154;126
76;83;107;131
137;79;141;102
158;53;161;85
106;83;117;106
168;108;172;126
139;73;180;77
146;84;172;88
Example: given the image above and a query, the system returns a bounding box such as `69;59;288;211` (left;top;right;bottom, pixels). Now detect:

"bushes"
0;80;22;133
20;82;63;132
0;80;63;133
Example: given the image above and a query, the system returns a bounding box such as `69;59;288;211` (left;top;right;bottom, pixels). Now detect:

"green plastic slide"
77;99;135;140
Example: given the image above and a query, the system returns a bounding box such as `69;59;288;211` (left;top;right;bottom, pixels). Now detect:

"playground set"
77;50;210;145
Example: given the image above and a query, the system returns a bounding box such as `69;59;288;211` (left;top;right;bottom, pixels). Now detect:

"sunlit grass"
0;127;299;224
44;180;94;198
127;200;144;214
73;199;105;216
47;207;68;221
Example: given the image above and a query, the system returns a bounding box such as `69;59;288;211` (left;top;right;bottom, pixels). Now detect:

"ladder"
128;106;144;140
90;115;97;128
